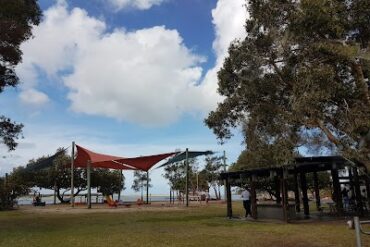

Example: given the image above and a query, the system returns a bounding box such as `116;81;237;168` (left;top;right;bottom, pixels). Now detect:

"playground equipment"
105;195;118;207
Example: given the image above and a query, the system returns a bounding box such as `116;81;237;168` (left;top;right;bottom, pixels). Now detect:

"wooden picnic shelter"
220;156;370;222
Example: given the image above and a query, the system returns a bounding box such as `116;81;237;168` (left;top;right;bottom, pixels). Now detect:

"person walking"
241;186;251;218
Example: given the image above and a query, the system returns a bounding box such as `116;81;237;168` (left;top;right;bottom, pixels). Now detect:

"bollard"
354;217;362;247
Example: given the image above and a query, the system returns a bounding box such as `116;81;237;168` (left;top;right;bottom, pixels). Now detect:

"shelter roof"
74;145;134;170
220;156;363;179
24;148;67;172
114;152;177;172
157;150;214;168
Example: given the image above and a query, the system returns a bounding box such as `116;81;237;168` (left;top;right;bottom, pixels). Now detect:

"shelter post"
353;167;364;216
118;170;122;202
185;148;189;207
349;168;356;209
274;175;281;204
293;171;300;212
71;141;75;207
146;171;149;204
300;172;310;218
225;176;232;218
313;172;321;211
87;160;91;209
365;176;370;209
282;169;289;222
250;175;257;219
331;163;343;214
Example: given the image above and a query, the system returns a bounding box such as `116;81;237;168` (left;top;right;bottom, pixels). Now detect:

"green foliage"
93;169;124;196
0;0;41;91
0;168;30;210
0;116;23;151
132;170;151;193
205;0;370;169
162;159;206;194
198;156;225;199
306;172;331;193
163;162;187;192
0;0;41;151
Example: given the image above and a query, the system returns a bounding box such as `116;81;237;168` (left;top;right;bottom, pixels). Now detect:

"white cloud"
64;26;206;125
198;0;248;109
19;89;50;106
108;0;165;10
16;0;247;125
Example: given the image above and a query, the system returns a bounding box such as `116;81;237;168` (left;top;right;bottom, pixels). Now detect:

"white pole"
71;141;75;207
87;160;91;209
118;170;122;202
146;171;149;204
223;150;227;202
185;148;189;207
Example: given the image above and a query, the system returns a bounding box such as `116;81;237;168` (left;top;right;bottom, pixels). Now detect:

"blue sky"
0;0;248;194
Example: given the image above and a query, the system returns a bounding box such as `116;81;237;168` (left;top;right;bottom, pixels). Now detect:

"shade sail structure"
74;145;135;170
157;150;214;169
114;152;177;172
24;148;66;172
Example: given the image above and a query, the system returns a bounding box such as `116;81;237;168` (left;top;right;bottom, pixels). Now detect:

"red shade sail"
115;152;177;172
74;145;135;170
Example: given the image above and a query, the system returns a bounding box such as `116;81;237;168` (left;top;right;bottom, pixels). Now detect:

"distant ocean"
17;194;243;205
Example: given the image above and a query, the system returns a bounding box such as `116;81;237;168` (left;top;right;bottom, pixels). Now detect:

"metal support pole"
87;160;91;209
71;141;75;207
118;170;122;202
354;216;362;247
185;148;189;207
223;150;227;202
146;171;149;204
169;188;172;205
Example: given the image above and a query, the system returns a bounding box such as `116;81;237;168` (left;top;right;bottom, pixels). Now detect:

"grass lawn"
0;202;369;247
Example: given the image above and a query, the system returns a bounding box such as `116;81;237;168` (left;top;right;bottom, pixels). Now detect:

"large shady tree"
0;0;42;150
206;0;370;169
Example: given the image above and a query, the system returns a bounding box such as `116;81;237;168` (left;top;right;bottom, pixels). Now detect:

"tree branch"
270;60;293;87
316;120;341;147
352;60;370;106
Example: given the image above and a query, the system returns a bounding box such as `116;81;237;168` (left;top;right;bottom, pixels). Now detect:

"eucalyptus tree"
206;0;370;169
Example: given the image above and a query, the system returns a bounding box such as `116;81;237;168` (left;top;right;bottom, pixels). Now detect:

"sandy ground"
17;201;215;214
